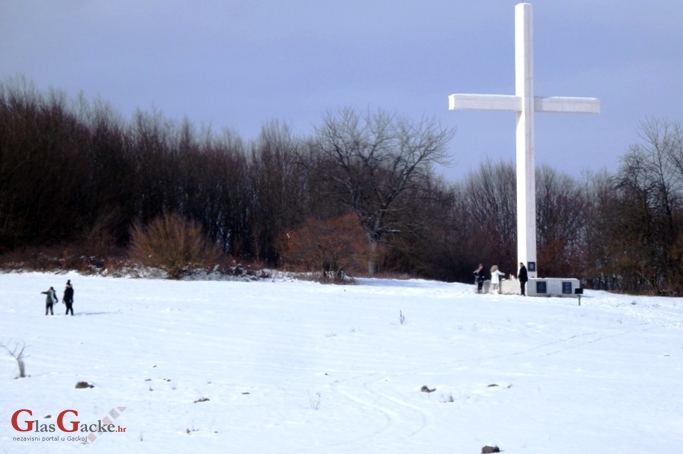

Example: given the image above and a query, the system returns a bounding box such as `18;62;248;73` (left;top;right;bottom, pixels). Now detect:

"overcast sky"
1;0;681;182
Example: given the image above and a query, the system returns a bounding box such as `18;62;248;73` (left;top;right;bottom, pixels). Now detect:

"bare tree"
535;165;586;278
314;108;454;274
382;175;463;279
248;122;309;265
461;160;517;272
1;341;27;378
608;118;683;294
578;170;618;289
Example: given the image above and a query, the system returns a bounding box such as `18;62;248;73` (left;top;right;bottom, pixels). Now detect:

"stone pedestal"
481;279;518;295
500;279;521;295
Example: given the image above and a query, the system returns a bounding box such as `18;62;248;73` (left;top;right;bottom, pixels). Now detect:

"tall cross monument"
449;3;600;278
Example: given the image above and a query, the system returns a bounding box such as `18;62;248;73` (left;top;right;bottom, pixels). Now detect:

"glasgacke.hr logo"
10;406;127;443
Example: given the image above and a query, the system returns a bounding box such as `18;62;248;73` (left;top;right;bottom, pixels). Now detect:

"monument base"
528;278;580;298
487;278;581;297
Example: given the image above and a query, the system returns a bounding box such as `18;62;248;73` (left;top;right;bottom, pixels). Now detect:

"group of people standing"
41;280;74;315
473;262;529;295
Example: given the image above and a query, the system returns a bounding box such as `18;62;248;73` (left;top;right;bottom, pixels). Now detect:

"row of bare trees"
583;120;683;294
1;79;682;293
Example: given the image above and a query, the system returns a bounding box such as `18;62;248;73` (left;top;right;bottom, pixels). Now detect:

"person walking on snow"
41;286;58;315
63;280;74;316
518;262;529;296
473;264;486;293
490;265;505;294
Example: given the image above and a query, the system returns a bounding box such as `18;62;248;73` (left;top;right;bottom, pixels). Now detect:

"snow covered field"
0;272;681;453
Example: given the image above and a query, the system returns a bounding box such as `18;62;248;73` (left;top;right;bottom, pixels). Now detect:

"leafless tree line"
1;79;681;294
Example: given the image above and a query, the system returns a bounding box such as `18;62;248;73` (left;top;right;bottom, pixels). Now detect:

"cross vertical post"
515;3;536;277
448;2;599;279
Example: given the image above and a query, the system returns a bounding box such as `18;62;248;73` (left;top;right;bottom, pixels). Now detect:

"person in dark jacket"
41;287;58;315
518;262;529;296
63;280;74;316
473;263;486;293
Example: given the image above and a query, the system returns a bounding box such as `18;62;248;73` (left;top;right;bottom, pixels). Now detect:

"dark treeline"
1;79;682;294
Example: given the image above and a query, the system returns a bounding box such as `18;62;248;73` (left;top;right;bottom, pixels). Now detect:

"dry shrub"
0;244;123;273
129;213;221;279
277;213;367;278
0;248;63;271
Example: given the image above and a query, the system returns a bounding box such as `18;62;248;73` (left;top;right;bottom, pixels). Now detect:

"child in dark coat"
41;287;58;315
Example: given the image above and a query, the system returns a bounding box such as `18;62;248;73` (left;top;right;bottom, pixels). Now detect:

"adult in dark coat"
63;280;74;316
473;263;486;294
518;262;529;296
41;287;58;315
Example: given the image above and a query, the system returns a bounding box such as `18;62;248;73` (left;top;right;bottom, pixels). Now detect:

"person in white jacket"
490;265;505;294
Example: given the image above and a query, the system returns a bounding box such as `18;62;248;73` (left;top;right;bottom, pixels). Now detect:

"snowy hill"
1;272;681;453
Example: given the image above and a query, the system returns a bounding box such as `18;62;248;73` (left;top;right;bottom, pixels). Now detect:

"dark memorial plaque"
536;281;547;294
562;281;573;294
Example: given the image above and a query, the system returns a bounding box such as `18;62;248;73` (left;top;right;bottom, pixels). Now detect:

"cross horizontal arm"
449;94;601;115
534;96;600;114
448;94;521;112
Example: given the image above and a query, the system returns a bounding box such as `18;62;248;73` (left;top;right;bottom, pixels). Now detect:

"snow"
1;272;682;453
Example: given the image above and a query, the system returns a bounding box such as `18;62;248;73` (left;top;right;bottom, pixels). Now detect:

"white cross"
448;3;600;278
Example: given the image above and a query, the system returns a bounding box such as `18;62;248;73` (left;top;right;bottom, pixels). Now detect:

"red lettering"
11;409;33;432
56;410;79;433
